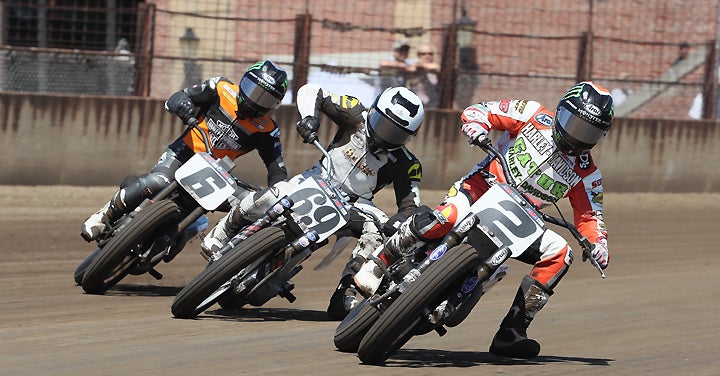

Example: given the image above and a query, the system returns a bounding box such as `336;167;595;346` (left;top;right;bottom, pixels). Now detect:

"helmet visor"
367;107;415;150
239;76;282;111
555;106;608;146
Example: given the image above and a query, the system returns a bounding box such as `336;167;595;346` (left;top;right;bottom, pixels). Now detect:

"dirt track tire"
81;200;179;295
357;244;480;365
334;298;381;353
74;247;101;285
171;226;286;319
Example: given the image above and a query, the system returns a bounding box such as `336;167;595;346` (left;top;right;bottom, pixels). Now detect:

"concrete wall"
1;92;718;192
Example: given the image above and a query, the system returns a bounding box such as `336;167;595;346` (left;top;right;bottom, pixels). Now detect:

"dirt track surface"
1;186;719;376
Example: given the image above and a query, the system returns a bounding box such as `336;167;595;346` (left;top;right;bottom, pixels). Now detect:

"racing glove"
297;116;320;144
174;100;196;125
461;121;489;145
589;242;609;269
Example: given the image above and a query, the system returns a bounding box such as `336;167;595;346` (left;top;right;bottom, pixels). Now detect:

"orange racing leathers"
168;76;287;186
419;99;607;289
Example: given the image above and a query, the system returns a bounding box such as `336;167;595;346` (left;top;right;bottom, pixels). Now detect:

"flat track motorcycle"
339;138;605;365
77;117;259;294
170;139;386;319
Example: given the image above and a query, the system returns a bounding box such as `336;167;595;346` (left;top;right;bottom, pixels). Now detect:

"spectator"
376;40;413;90
407;43;441;107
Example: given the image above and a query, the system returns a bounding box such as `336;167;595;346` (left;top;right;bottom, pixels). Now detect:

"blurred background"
2;0;720;120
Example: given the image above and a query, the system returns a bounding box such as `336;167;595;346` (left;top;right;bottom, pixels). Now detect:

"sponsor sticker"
534;113;554;127
429;244;448;260
461;276;480;294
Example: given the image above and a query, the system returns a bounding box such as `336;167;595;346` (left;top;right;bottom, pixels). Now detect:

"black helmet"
366;87;424;151
237;60;288;118
553;81;614;155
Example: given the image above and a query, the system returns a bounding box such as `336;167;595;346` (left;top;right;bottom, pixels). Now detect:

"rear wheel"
334;298;381;353
81;200;179;294
357;244;480;365
171;226;287;319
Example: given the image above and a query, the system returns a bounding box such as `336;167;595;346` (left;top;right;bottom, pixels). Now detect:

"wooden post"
576;31;593;82
292;14;312;104
438;23;458;109
701;41;716;120
133;3;155;97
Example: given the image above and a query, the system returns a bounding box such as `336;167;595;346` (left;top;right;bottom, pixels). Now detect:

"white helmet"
366;87;424;150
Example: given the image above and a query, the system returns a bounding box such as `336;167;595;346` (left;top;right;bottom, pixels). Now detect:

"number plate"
287;175;349;242
175;152;238;210
468;184;545;257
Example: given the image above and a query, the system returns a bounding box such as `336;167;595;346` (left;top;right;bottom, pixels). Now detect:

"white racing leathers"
205;83;422;260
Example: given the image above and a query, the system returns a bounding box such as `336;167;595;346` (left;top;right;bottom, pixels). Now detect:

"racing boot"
80;193;124;242
489;275;553;359
354;218;425;296
200;206;250;261
327;273;361;320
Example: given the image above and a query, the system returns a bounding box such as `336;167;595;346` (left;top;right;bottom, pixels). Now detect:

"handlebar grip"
307;132;319;144
472;136;492;149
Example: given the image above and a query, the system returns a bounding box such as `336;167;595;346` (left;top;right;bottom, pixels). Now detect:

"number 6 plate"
175;152;238;210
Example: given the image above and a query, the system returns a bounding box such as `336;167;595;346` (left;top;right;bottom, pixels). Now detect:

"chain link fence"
1;0;719;119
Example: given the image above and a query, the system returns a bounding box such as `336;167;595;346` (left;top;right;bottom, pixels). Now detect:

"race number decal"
176;153;237;210
288;176;348;241
470;184;544;257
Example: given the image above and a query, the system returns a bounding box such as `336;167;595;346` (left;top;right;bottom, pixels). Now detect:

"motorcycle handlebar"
474;137;606;278
312;139;334;178
186;117;215;157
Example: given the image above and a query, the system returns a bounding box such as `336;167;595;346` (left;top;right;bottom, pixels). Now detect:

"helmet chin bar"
553;126;592;156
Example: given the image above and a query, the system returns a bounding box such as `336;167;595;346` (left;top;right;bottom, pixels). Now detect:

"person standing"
408;43;441;107
376;40;413;91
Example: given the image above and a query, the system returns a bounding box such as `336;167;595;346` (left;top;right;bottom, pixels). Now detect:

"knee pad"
115;172;170;211
237;181;292;221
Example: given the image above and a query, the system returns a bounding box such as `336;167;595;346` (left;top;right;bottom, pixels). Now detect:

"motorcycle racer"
81;60;289;244
353;81;613;359
201;84;425;320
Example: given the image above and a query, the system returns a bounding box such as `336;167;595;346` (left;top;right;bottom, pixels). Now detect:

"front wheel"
81;200;179;294
171;226;287;319
357;244;480;365
74;247;101;285
334;298;381;353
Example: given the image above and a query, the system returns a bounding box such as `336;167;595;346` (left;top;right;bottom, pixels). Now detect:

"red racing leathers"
422;99;607;289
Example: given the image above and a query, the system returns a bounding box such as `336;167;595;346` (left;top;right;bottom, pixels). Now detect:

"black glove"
175;100;196;124
382;211;410;237
296;116;319;144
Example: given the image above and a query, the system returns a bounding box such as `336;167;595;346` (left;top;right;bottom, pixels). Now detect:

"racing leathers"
201;83;423;319
80;76;287;242
356;98;609;358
